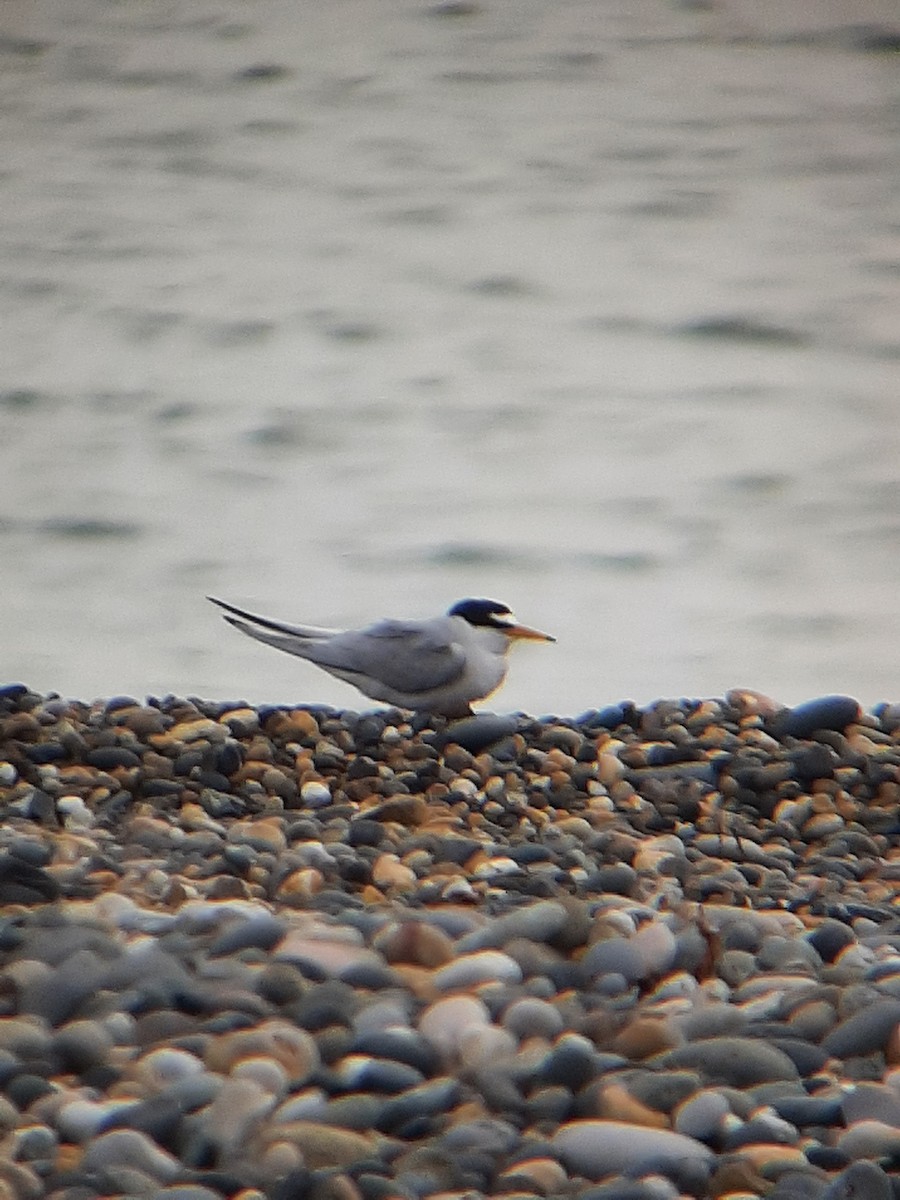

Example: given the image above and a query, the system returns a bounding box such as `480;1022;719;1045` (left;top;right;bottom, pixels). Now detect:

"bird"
208;595;555;717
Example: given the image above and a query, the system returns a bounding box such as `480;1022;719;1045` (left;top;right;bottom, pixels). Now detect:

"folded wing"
301;619;468;695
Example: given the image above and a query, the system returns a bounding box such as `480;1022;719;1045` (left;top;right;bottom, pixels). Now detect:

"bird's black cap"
448;598;512;627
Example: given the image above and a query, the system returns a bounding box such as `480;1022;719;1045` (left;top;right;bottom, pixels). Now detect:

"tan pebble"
85;869;120;891
227;818;287;853
847;731;889;755
128;814;183;841
375;920;455;967
386;963;439;1002
1;713;41;740
612;1017;680;1060
157;718;225;746
178;802;223;831
801;812;845;840
259;1122;376;1169
314;1174;363;1200
360;884;386;904
205;1021;319;1081
163;879;197;907
459;1023;516;1067
56;765;98;788
263;709;319;739
366;794;428;826
834;791;860;820
726;688;785;719
439;876;478;901
710;1158;771;1197
593;1081;670;1128
259;1141;304;1178
741;728;781;752
419;995;490;1060
275;932;384;978
401;848;432;874
137;751;172;778
203;1077;275;1150
774;797;812;826
733;1143;810;1169
498;1156;569;1195
54;1143;83;1171
554;816;593;839
275;869;324;902
371;853;417;890
632;846;673;872
203;876;253;903
218;706;260;731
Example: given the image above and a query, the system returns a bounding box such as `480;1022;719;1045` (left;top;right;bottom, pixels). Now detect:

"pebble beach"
0;683;899;1200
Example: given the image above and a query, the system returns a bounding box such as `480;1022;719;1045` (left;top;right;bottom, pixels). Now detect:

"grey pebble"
552;1119;714;1178
501;996;565;1040
81;1129;180;1182
652;1037;800;1087
455;900;569;951
673;1089;730;1142
821;998;900;1058
822;1161;893;1200
841;1082;900;1126
349;1027;438;1075
207;914;286;956
582;937;647;983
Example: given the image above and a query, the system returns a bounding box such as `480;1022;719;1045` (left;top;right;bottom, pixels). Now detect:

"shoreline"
0;684;898;1199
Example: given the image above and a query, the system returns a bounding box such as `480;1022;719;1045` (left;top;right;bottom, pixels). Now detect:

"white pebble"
300;780;332;808
57;796;94;828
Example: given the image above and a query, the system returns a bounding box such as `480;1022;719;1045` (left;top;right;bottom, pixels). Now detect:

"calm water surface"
2;0;898;714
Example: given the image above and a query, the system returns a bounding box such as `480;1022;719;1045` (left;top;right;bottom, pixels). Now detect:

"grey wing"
302;619;467;695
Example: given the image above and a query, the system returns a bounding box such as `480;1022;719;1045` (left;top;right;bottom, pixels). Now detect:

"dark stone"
584;864;638;896
25;789;59;825
7;838;53;867
538;1035;599;1089
430;714;518;754
85;747;143;770
5;1072;54;1108
822;1161;892;1200
806;919;856;964
789;744;836;782
771;1093;844;1127
346;820;384;847
771;696;861;739
207;916;286;957
350;1028;439;1075
0;855;60;904
821;999;900;1058
654;1037;800;1087
267;1168;314;1200
23;743;68;764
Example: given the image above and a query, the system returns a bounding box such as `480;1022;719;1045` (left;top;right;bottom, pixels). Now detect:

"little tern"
209;596;555;716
